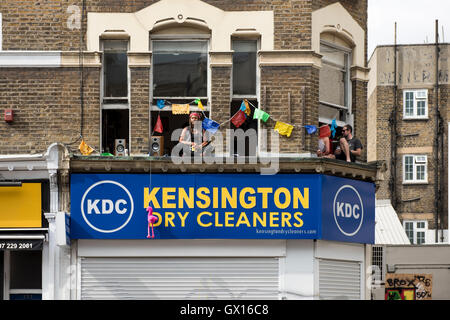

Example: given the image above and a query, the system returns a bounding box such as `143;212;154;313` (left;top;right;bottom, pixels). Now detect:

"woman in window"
179;112;209;155
317;125;334;159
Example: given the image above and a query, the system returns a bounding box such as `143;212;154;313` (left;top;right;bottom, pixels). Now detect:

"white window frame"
403;220;428;245
403;89;428;119
403;155;428;184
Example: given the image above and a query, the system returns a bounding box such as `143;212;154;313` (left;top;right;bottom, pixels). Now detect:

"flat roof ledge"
69;156;385;184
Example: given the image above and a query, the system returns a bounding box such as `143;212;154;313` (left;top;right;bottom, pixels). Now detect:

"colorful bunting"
154;115;163;133
79;139;94;155
253;108;270;123
172;104;190;115
202;118;220;134
274;121;294;138
305;125;318;135
231;110;247;128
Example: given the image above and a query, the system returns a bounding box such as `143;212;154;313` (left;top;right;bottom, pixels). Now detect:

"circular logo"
81;180;134;233
333;185;364;237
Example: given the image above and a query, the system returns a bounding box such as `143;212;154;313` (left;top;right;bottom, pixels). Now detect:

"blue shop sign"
70;173;375;243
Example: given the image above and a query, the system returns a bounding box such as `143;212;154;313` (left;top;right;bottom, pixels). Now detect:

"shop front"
69;166;376;300
0;181;47;300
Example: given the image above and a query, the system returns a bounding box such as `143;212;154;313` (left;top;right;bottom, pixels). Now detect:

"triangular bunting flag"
79;139;94;155
154;115;163;133
274;121;294;138
305;125;317;135
253;108;270;122
156;99;165;109
195;99;205;111
331;119;337;138
202;118;220;134
231;110;247;128
240;100;251;116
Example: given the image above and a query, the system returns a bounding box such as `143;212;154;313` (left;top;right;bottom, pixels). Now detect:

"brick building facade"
0;0;380;301
368;44;449;245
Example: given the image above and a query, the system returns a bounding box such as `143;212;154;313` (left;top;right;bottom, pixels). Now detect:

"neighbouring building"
0;0;381;300
368;42;450;245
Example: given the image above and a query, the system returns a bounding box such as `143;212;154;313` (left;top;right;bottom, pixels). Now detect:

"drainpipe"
434;20;441;243
390;23;398;210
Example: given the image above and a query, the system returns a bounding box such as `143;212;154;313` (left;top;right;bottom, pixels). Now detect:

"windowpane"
405;156;414;181
232;40;257;95
319;44;349;108
153;41;208;97
10;251;41;290
417;100;426;116
417;232;425;244
405;222;414;244
417;222;425;229
405;92;414;116
416;164;425;181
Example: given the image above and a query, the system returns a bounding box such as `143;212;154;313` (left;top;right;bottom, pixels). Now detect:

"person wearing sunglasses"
334;124;362;162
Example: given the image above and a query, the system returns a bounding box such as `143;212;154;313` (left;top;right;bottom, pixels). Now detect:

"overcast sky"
368;0;450;57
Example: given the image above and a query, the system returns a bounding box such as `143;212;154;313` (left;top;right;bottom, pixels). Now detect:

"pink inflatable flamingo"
146;206;158;239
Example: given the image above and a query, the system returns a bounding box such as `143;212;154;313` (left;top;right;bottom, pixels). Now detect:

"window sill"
402;117;429;121
402;181;429;185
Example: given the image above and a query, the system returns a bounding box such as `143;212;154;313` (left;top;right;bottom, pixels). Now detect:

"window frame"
403;155;428;184
231;37;261;157
403;89;428;120
231;38;260;100
100;39;131;154
403;220;428;244
101;40;130;103
150;35;210;102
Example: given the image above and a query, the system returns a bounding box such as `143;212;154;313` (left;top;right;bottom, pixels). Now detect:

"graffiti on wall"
385;274;432;300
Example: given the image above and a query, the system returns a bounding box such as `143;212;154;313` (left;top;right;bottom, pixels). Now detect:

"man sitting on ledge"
334;124;362;162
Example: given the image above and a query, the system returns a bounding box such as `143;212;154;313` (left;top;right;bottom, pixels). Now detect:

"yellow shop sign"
0;183;42;228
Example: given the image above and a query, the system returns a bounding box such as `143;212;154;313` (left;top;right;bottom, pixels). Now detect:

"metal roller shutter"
80;257;279;300
318;259;361;300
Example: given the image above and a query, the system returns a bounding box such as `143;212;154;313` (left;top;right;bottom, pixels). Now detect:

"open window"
319;39;352;150
101;40;130;155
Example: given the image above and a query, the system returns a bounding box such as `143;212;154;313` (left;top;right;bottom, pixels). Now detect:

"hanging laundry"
305;125;318;135
202;118;220;134
79;139;94;155
156;99;165;109
154;114;163;133
253;108;270;122
231;110;247;128
240;99;252;116
172;104;190;115
274;121;294;138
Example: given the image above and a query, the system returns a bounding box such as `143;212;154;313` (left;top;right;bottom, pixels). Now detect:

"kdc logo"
81;180;134;233
333;185;364;237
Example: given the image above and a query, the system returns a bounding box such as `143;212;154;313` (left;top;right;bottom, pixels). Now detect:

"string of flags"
79;97;335;155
